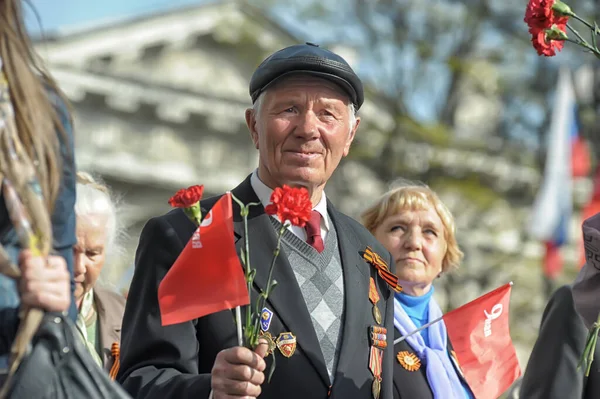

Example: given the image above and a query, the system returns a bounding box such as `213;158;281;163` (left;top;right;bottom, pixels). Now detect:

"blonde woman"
361;181;473;399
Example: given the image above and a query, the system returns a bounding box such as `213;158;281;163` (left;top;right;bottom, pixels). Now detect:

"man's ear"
245;108;259;149
343;116;360;157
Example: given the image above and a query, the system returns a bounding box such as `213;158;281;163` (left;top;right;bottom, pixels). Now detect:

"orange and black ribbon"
362;247;402;293
109;342;120;381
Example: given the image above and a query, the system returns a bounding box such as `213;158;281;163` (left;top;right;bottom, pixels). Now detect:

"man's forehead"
265;75;351;103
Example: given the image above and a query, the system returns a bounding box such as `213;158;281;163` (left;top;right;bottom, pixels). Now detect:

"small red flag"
158;192;249;326
443;283;521;399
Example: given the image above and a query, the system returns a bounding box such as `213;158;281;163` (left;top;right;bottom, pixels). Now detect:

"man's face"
246;76;360;197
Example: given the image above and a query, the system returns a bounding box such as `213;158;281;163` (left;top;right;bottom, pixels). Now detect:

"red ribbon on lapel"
362;247;402;293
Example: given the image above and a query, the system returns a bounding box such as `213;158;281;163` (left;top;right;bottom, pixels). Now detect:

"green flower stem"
229;193;283;382
230;193;261;348
565;24;600;58
578;312;600;377
253;224;286;336
567;23;590;46
570;13;599;34
255;223;285;384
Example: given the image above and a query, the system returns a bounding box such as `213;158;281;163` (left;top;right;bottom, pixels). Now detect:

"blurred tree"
252;0;569;186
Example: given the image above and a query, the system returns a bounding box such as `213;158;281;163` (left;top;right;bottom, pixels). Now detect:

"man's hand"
18;250;71;312
211;340;269;398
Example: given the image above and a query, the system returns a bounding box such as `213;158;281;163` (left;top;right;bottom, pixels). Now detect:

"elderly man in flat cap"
117;43;397;399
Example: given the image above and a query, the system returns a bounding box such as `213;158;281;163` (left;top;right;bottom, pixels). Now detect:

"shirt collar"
250;169;330;231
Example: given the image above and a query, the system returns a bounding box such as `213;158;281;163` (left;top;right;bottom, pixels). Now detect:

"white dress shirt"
250;169;329;241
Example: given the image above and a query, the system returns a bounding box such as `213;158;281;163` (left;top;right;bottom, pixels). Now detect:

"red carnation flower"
524;0;556;31
265;185;312;228
525;0;570;57
531;23;567;56
168;185;204;208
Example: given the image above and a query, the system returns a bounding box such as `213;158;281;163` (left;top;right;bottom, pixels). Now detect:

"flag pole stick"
208;307;243;399
394;281;515;345
393;315;444;345
235;306;243;346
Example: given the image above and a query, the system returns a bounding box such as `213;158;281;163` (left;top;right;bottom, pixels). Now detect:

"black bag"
2;312;131;399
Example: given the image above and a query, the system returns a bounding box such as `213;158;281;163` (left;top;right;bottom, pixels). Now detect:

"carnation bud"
183;202;202;226
546;24;569;40
552;1;574;17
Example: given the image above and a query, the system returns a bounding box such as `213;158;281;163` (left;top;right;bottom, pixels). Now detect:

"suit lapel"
327;205;370;385
393;328;434;399
94;290;121;368
229;177;330;386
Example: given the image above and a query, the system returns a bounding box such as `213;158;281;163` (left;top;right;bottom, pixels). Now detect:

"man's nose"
295;111;319;139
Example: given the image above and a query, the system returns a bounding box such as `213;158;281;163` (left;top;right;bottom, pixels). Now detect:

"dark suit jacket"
94;287;125;373
117;175;396;399
519;285;600;399
392;327;471;399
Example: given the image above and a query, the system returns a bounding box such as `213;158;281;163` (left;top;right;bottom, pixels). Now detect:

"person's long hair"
0;0;72;210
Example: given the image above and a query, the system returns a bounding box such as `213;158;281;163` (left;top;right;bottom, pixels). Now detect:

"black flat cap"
249;42;364;110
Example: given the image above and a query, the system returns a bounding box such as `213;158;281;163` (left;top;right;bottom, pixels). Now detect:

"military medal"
369;277;382;325
259;330;277;356
397;351;421;372
276;332;297;358
368;325;387;399
370;326;387;349
260;307;273;332
368;346;383;399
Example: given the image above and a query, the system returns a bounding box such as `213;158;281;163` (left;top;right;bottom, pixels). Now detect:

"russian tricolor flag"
529;67;590;279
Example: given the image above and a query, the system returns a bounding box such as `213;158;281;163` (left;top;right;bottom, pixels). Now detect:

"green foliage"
429;176;500;209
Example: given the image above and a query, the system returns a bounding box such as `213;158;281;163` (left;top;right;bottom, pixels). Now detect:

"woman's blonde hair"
361;180;464;272
1;0;72;210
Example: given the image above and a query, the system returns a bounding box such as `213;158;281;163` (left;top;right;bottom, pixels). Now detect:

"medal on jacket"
276;332;297;358
259;330;277;356
370;326;387;349
369;346;383;399
369;277;382;325
368;325;386;399
362;247;403;293
397;351;421;372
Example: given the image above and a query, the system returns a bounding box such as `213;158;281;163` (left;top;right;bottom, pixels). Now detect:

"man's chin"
278;168;325;187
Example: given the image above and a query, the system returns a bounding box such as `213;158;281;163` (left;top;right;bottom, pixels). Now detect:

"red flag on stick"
443;283;521;399
158;192;249;326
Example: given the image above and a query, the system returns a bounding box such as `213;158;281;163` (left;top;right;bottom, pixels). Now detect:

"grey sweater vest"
271;216;345;382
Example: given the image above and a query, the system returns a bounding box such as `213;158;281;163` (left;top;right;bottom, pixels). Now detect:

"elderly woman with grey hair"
73;171;125;378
